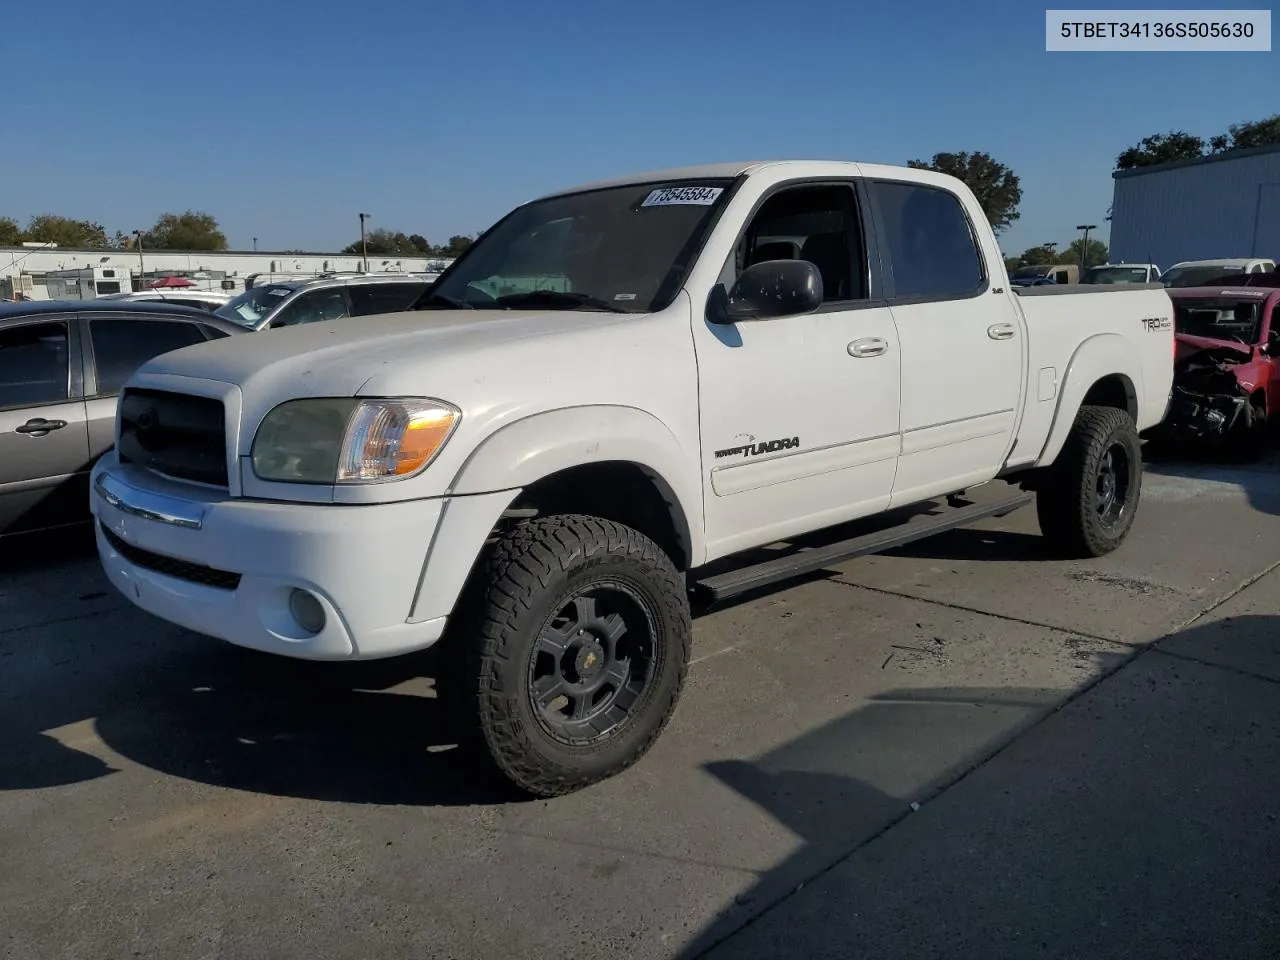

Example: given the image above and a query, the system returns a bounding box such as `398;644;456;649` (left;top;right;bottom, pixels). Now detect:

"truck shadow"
0;611;523;805
675;618;1278;957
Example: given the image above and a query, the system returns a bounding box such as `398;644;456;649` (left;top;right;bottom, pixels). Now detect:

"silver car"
213;274;433;331
0;300;246;538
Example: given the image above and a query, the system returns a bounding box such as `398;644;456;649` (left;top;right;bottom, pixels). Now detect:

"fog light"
289;588;326;635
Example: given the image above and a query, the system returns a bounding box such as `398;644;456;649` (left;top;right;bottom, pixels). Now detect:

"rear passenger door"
865;178;1025;507
81;313;215;462
0;317;91;536
347;282;430;317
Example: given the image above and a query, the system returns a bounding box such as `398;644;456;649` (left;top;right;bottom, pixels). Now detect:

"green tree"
1116;131;1206;170
341;228;420;257
437;234;474;257
142;211;228;250
1016;245;1060;267
1223;113;1280;151
906;151;1022;233
23;214;109;248
0;217;22;246
1063;237;1108;269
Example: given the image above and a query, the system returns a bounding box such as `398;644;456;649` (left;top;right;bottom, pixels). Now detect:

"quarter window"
89;317;207;395
871;181;985;299
348;283;428;317
0;322;70;409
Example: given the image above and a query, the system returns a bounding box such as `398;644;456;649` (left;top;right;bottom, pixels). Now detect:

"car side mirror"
715;260;824;323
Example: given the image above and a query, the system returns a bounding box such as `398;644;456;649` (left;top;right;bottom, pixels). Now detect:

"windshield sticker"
641;185;724;208
614;293;637;301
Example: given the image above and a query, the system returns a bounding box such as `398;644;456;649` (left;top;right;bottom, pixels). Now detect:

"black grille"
101;523;241;590
118;388;228;487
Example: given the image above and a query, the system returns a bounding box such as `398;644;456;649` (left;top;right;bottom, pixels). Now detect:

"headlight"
251;398;460;484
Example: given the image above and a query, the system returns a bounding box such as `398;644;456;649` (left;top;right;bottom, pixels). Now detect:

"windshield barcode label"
641;186;724;207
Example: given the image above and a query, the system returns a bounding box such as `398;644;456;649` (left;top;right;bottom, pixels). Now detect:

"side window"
347;283;428;317
0;322;70;409
89;317;207;396
870;181;985;300
734;184;867;303
271;289;351;327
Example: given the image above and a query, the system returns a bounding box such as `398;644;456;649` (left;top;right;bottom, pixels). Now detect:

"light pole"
1044;241;1058;267
253;237;258;251
132;230;145;289
358;212;370;273
1076;224;1097;272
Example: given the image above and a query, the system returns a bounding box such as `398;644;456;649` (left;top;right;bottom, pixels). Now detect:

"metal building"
1108;143;1280;268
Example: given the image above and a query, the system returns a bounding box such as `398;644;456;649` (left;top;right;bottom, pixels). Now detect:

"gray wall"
1109;145;1280;268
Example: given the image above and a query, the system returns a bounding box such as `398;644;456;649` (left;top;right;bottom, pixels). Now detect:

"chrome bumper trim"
95;471;207;530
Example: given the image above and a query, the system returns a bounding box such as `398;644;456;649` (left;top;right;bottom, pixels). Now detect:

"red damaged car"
1165;276;1280;457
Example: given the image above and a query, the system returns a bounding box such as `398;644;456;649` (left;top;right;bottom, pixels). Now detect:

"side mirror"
716;260;824;323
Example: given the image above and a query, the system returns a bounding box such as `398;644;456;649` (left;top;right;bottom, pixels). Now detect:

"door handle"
16;418;67;436
848;337;888;358
987;323;1016;340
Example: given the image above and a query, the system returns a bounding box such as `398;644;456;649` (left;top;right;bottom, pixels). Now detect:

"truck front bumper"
91;458;455;660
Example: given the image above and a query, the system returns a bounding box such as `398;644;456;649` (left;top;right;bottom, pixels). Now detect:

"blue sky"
1;0;1274;257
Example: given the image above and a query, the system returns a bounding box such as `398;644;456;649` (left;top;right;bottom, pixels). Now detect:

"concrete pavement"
1;451;1278;958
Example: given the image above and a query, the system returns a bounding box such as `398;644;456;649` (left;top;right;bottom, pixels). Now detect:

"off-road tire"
1036;405;1142;559
460;515;691;798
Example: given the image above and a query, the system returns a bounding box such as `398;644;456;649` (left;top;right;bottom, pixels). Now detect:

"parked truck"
89;160;1175;796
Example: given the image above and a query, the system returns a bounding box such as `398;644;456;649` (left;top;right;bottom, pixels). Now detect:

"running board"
693;492;1034;603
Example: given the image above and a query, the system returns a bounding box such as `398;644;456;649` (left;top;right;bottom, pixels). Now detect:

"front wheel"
1036;405;1142;559
463;515;692;798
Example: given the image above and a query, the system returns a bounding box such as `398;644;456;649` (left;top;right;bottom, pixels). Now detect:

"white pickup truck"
90;160;1174;796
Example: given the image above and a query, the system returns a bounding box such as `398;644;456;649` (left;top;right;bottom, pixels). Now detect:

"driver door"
691;181;902;560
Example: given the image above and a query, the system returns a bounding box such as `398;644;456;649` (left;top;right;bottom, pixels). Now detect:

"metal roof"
1112;141;1280;180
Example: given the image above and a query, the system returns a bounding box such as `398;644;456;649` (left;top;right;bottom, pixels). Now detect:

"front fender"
447;404;705;564
1037;333;1143;466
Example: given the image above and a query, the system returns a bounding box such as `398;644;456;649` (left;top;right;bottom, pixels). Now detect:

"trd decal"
1141;316;1172;331
714;436;801;459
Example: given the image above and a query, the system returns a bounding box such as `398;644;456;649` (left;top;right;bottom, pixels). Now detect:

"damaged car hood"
1174;332;1254;364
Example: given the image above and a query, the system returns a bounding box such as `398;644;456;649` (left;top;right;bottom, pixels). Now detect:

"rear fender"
1036;334;1142;466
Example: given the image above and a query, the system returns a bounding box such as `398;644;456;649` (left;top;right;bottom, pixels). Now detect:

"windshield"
1082;266;1150;284
415;179;734;314
214;285;296;326
1173;297;1264;344
1163;265;1242;288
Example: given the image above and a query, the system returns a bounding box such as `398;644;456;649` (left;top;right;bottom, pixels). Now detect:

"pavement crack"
1169;558;1280;632
0;607;116;638
1149;648;1280;686
827;579;1131;647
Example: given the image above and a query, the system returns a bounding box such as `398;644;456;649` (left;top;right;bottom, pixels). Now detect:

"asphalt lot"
3;451;1279;959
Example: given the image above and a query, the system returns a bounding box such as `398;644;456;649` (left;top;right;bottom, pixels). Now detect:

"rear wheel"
460;515;691;798
1036;405;1142;558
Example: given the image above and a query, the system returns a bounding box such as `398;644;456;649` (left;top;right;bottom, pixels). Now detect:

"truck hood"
140;308;637;399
